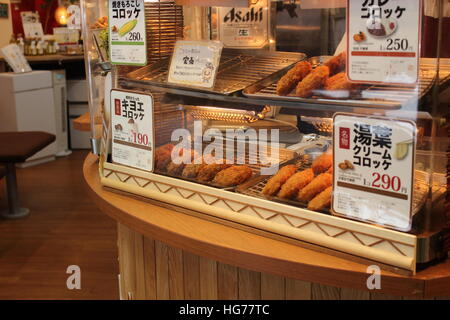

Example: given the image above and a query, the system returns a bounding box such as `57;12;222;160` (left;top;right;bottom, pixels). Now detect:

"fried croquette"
324;51;346;76
197;163;232;182
182;163;207;179
297;173;333;202
312;152;333;175
295;66;330;98
307;186;333;211
277;168;315;199
212;165;253;187
325;72;359;91
276;61;312;96
155;144;175;172
262;165;297;196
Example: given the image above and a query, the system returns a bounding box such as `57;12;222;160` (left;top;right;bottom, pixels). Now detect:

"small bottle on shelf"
30;40;37;56
17;34;24;54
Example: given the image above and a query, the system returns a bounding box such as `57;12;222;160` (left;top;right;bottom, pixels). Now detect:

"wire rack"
155;143;297;190
123;50;305;95
238;157;430;216
243;63;438;110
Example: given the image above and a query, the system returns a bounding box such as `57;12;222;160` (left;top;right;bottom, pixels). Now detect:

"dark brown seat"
0;132;56;219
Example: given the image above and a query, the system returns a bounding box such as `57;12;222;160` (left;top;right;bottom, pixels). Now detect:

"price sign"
0;44;32;73
168;40;223;89
332;113;416;232
347;0;422;84
111;90;154;172
109;0;147;66
21;12;44;38
217;0;270;49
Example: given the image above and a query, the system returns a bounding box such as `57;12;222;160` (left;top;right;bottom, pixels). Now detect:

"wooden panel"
340;288;370;300
175;0;250;6
118;224;137;299
155;241;170;299
143;237;157;299
312;284;341;300
218;263;238;299
73;112;91;132
84;153;450;298
370;292;402;300
261;273;285;300
199;256;218;300
133;232;146;299
168;246;184;299
183;251;200;299
238;269;261;300
285;278;311;300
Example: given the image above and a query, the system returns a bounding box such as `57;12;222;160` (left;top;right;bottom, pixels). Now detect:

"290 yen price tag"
111;89;154;172
332;113;416;232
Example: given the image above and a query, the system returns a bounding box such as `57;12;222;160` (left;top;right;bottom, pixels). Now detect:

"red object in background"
11;0;59;36
421;16;450;58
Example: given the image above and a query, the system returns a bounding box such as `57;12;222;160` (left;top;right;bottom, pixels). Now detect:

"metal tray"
242;60;437;110
155;142;297;191
237;157;430;216
122;49;305;96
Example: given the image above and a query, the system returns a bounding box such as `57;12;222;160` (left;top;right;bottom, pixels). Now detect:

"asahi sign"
217;0;269;49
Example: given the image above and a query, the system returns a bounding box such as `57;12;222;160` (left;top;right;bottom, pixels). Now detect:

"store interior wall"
0;0;13;47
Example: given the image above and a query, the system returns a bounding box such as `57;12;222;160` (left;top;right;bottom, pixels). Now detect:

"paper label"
109;0;147;66
0;44;32;73
332;113;416;231
217;0;269;49
111;90;154;172
67;5;81;30
347;0;421;84
168;40;223;89
21;12;44;38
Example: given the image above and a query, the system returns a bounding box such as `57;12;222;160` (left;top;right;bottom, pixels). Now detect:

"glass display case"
81;0;449;275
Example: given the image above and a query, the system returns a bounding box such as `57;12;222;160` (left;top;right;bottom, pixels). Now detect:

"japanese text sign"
109;0;147;66
217;0;270;49
168;40;223;89
332;113;416;231
111;90;154;172
347;0;422;84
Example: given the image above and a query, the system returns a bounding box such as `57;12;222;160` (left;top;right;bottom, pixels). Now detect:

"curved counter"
84;153;450;300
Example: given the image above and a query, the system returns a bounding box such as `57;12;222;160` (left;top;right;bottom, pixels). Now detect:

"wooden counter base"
83;153;450;299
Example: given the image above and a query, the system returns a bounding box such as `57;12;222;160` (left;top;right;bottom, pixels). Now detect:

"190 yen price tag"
111;90;154;172
109;0;147;66
167;40;223;89
332;113;416;232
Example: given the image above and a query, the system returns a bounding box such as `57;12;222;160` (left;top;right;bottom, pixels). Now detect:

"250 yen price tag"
109;0;147;66
111;90;154;172
168;40;223;89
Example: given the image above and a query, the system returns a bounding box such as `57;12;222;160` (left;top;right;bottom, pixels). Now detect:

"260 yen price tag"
168;40;223;89
109;0;147;66
111;90;154;172
332;113;416;232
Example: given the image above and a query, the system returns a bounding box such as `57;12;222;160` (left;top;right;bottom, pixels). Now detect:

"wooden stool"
0;132;55;219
